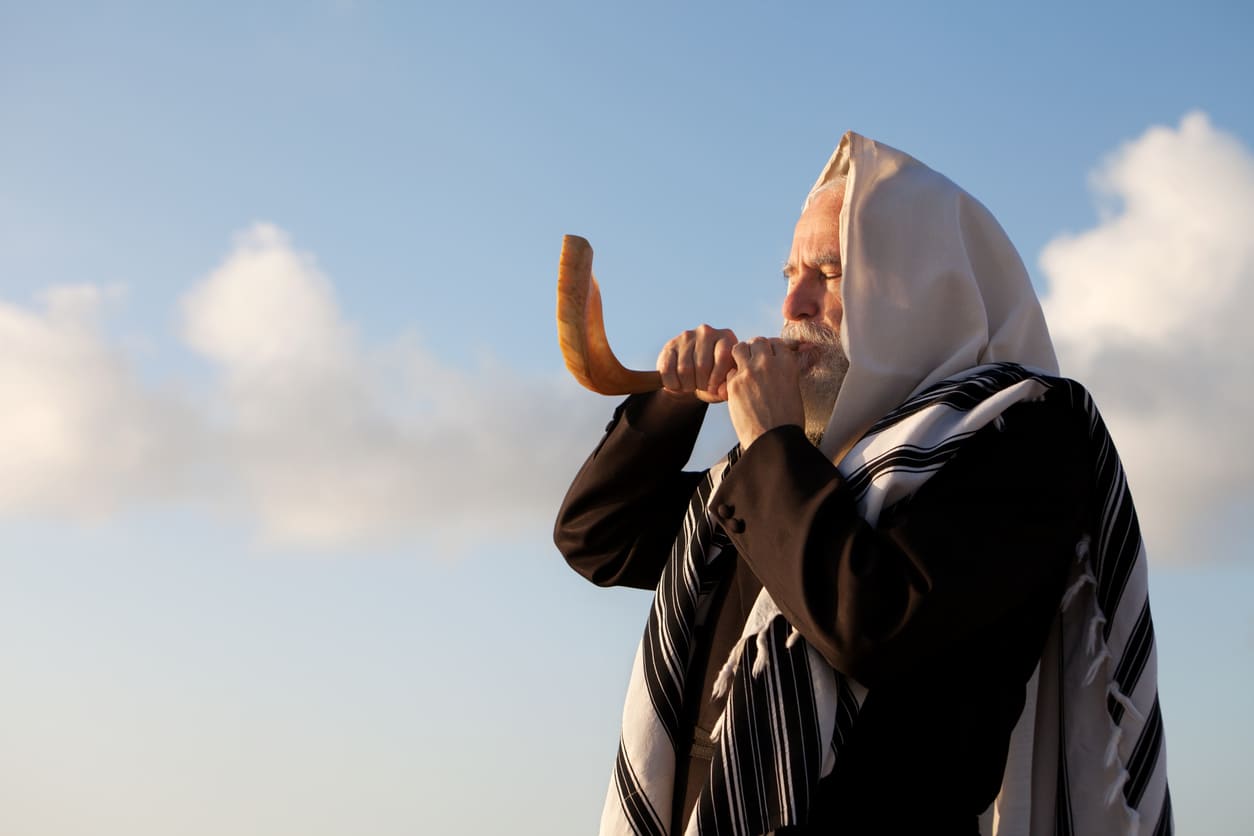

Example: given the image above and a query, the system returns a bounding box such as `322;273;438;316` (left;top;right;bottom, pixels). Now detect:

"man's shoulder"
948;382;1095;500
1005;380;1091;437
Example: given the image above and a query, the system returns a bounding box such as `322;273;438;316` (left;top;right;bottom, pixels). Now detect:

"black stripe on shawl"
1052;378;1169;830
620;445;742;834
1054;642;1076;836
842;433;978;498
864;363;1038;436
613;738;665;836
1152;786;1174;836
1108;599;1153;724
1048;380;1145;643
832;677;859;751
1075;388;1141;638
780;626;824;817
1124;696;1164;810
640;467;725;746
695;619;827;835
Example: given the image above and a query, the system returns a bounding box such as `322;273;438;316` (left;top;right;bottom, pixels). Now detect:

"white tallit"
809;132;1169;835
812;131;1060;460
601;133;1171;835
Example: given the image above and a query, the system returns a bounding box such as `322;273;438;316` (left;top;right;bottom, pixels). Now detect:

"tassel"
785;626;803;648
1086;611;1108;656
712;657;737;700
1083;647;1113;687
1061;571;1095;612
750;629;771;677
1075;533;1092;563
1123;808;1141;836
1107;685;1145;723
1104;726;1124;767
710;711;726;741
1105;768;1130;807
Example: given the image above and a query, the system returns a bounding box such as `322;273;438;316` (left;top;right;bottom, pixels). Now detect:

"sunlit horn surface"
557;235;663;395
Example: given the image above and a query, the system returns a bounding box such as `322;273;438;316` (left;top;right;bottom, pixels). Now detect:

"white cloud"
182;223;604;550
1040;111;1254;558
0;285;199;517
0;224;604;551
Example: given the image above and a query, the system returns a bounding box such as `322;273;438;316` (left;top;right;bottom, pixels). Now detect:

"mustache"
780;321;841;346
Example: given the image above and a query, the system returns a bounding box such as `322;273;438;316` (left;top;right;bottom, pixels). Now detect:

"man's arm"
554;391;710;590
556;325;741;590
711;394;1092;690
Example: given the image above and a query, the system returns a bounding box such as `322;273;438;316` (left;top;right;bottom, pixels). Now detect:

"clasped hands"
656;325;804;449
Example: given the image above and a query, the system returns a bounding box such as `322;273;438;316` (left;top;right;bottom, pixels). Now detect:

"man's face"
781;187;849;442
783;187;844;335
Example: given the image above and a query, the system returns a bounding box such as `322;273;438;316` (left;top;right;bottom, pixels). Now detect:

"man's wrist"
625;389;709;434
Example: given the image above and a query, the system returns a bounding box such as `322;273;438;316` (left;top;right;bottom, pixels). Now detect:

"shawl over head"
600;133;1170;836
810;131;1059;461
803;134;1169;834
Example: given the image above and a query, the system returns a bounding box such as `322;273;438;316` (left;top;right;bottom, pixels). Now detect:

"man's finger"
675;340;696;391
693;325;716;388
657;344;681;391
748;336;776;360
709;337;736;391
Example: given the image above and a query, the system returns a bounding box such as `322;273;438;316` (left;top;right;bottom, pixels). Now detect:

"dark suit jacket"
555;391;1091;834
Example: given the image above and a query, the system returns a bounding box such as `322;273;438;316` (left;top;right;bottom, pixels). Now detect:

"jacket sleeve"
710;396;1092;689
554;391;711;590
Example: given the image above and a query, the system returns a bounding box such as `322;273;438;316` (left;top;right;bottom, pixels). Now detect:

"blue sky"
2;1;1252;833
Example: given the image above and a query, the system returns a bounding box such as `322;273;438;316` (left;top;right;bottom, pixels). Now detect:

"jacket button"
716;503;735;520
728;518;745;534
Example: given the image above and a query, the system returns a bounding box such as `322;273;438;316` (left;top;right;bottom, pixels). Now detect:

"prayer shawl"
600;133;1170;834
600;363;1172;835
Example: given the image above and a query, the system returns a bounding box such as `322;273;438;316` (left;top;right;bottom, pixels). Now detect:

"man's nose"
783;280;819;321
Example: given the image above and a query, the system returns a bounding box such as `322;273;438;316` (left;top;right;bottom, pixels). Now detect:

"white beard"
781;321;849;445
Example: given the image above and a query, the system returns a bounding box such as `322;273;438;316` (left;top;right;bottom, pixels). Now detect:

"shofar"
556;235;664;395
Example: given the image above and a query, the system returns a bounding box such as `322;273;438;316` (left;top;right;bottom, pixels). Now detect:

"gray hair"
804;174;848;211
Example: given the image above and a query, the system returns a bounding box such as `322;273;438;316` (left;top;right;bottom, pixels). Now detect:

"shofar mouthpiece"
557;235;663;395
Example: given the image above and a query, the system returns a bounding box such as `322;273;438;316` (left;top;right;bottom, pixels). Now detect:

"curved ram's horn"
557;235;663;395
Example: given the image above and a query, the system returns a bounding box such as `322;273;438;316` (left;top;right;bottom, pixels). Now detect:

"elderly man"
555;133;1170;835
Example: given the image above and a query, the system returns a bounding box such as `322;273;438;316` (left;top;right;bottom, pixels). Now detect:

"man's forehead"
801;186;843;222
785;190;843;274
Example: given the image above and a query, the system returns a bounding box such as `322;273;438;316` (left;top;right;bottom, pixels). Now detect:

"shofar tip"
556;235;662;395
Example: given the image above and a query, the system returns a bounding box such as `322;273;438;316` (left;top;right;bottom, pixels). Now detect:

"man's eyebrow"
814;250;842;268
782;250;843;278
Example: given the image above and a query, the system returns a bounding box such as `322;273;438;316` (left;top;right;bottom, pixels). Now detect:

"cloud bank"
1040;111;1254;557
0;224;602;550
0;285;198;516
4;113;1251;559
